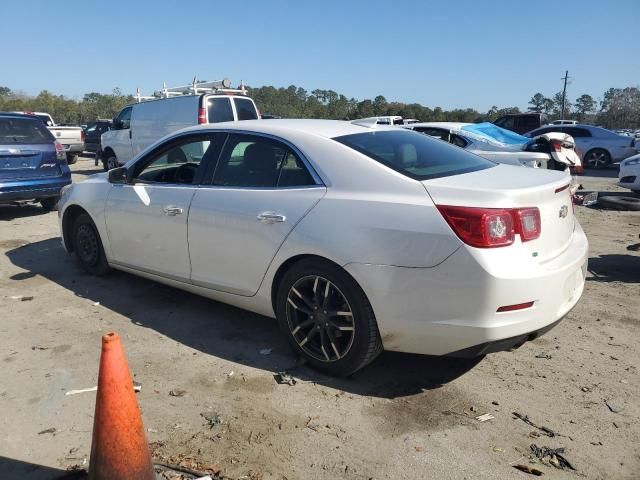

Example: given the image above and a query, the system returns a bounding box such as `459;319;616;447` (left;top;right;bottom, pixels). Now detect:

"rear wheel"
276;258;382;376
40;197;59;211
583;149;610;169
72;213;111;275
103;153;118;172
66;153;78;165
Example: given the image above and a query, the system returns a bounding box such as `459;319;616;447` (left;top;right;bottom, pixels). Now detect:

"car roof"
404;122;471;130
175;119;388;139
0;112;41;120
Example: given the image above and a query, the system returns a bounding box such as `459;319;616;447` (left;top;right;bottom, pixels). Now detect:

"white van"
100;84;260;170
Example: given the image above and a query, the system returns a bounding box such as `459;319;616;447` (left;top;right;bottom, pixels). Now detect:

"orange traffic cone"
89;332;155;480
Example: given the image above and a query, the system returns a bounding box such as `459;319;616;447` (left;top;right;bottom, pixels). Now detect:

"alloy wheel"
586;151;608;168
285;275;355;362
107;156;118;170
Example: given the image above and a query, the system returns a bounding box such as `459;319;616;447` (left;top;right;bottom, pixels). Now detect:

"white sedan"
58;120;588;375
618;153;640;193
402;122;581;171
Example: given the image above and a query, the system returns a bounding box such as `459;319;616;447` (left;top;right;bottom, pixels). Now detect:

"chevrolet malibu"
58;120;588;375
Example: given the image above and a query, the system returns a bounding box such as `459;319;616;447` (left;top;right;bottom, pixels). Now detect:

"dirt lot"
1;159;638;480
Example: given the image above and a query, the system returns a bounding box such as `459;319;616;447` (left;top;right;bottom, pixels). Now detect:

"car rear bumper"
60;143;84;153
0;177;72;203
345;222;588;356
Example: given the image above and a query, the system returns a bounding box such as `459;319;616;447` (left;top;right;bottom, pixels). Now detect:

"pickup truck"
13;112;85;164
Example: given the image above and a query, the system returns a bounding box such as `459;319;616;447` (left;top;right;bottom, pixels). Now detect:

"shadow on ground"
588;254;640;283
5;238;480;399
0;456;85;480
0;204;48;221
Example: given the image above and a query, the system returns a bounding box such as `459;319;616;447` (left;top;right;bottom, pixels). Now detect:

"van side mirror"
108;166;127;184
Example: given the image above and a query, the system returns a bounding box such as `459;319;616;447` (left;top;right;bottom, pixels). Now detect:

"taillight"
437;205;541;248
198;107;207;124
514;208;541;242
54;141;66;161
550;139;562;152
81;130;86;142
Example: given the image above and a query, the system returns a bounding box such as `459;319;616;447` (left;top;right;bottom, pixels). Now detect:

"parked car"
618;153;640;193
100;80;260;171
59;120;587;375
525;124;638;169
12;111;85;164
0;112;71;210
551;120;578;125
403;122;581;171
84;120;112;157
493;113;545;134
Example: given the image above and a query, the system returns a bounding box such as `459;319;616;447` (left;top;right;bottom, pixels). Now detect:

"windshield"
0;117;54;144
334;129;494;180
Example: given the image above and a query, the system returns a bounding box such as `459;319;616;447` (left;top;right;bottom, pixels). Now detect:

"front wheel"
276;259;382;376
103;154;118;172
583;149;611;169
72;213;111;275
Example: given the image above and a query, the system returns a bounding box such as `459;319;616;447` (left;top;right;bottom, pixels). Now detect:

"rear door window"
207;97;234;123
334;130;494;180
0;117;54;144
234;98;259;120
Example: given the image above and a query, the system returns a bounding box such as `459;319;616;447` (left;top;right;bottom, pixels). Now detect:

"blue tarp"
461;122;530;145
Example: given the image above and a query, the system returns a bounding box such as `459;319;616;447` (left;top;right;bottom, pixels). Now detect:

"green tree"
0;86;12;97
528;93;548;112
574;94;596;121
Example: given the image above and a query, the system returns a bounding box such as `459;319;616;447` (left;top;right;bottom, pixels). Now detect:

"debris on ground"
38;427;56;435
32;345;48;350
469;405;478;413
201;412;223;428
513;464;544;476
274;371;297;386
535;352;552;359
605;399;624;413
530;444;576;470
9;295;34;301
513;412;557;437
258;348;272;355
169;389;187;397
66;383;141;396
475;413;495;422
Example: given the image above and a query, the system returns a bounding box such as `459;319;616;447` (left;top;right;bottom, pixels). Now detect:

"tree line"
1;84;638;129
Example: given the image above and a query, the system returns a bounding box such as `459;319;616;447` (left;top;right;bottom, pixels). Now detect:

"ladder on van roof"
134;77;248;103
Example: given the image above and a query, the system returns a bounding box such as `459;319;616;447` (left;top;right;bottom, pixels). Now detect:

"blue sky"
2;0;638;111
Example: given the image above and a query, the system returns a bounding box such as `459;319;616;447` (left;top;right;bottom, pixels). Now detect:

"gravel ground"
0;159;638;480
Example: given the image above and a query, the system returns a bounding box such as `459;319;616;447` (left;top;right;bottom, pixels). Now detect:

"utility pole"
561;70;569;118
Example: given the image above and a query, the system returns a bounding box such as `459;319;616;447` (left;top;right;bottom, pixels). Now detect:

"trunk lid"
422;164;575;263
48;126;83;144
0;144;61;181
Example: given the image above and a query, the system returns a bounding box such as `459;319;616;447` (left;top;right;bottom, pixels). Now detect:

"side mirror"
108;166;127;184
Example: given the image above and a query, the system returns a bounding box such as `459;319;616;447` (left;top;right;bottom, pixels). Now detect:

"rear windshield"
207;97;234;123
0;117;54;144
234;97;259;120
334;129;494;180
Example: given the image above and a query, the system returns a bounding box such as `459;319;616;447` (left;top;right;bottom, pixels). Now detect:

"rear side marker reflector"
555;184;570;193
497;301;534;313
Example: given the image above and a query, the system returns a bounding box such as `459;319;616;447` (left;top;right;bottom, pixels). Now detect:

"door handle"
257;212;286;224
129;130;132;139
163;206;184;216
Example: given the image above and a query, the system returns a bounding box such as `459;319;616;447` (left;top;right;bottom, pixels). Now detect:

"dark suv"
83;120;112;157
0;113;71;211
493;113;546;135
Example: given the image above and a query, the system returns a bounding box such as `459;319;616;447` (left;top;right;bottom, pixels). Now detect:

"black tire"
275;258;382;376
583;149;611;169
66;153;79;165
103;153;118;172
40;196;59;212
598;196;640;211
72;213;111;275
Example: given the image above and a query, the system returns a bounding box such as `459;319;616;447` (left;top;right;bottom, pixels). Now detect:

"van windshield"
334;129;495;180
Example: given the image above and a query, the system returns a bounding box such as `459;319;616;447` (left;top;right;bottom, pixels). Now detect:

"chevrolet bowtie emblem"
559;205;569;218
